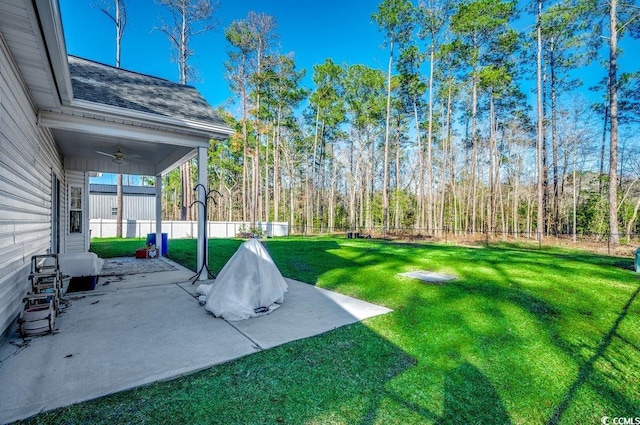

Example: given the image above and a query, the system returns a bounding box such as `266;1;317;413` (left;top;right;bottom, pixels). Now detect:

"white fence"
89;219;290;239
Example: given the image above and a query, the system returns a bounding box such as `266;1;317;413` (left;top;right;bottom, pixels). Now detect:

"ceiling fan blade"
96;150;116;158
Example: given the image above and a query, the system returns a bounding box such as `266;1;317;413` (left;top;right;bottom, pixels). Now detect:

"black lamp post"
190;184;222;283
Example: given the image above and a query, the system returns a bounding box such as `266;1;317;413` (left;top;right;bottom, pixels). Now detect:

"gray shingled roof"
68;55;227;127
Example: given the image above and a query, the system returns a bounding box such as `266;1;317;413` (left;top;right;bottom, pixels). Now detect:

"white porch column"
197;146;208;280
155;175;163;257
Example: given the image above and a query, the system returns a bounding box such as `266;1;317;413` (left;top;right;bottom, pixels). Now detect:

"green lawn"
30;237;640;424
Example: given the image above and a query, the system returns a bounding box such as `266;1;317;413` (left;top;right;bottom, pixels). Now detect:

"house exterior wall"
90;193;156;221
65;171;89;253
0;33;65;336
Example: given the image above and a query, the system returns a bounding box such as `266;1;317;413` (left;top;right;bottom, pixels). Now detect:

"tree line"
149;0;640;242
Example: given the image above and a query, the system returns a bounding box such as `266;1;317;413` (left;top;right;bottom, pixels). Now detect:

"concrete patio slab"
0;284;258;424
0;267;392;423
225;279;392;349
94;257;195;291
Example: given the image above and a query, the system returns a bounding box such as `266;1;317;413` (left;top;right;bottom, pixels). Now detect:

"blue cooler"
146;233;168;255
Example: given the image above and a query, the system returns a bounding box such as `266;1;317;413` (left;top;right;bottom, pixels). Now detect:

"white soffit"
38;110;211;148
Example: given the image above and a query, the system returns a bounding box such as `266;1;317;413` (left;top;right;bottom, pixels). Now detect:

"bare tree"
96;0;127;67
155;0;218;220
96;0;127;238
155;0;218;84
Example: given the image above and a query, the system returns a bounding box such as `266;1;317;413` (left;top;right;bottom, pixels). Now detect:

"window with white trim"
70;186;83;233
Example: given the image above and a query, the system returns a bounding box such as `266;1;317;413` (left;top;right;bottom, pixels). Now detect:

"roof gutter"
66;99;234;138
33;0;74;104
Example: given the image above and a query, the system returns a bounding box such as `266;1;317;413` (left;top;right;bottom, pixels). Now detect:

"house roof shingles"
68;55;227;127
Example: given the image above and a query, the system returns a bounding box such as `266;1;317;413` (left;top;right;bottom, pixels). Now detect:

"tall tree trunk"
572;135;578;242
626;197;640;236
608;0;619;244
599;101;609;196
349;131;357;230
253;42;264;228
488;92;496;234
305;145;311;233
426;44;435;235
251;150;259;227
367;134;376;229
309;108;321;231
178;6;193;221
316;122;327;229
328;147;337;231
394;132;401;230
116;173;123;237
439;90;451;235
180;5;187;84
289;182;294;232
536;0;545;242
180;162;190;220
470;37;478;234
265;128;270;222
273;107;282;222
550;45;560;235
114;0;124;238
513;171;519;238
114;0;122;68
444;84;454;234
415;100;424;230
359;157;366;229
382;39;394;233
498;178;506;236
241;80;248;222
174;188;179;220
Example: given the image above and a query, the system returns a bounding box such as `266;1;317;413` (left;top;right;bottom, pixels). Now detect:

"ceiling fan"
96;146;129;165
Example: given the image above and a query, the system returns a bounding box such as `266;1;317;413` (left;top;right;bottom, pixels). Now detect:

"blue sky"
60;0;639;112
60;0;638;185
60;0;387;110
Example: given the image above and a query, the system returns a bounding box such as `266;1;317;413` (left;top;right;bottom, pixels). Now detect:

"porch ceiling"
51;127;199;177
38;104;215;176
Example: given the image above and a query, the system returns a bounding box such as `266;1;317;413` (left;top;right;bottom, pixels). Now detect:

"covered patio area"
0;0;234;342
0;261;392;423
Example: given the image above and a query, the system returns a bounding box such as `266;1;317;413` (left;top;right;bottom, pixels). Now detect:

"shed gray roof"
90;184;156;196
68;55;226;127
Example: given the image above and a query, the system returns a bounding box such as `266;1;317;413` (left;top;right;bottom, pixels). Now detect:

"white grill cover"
197;238;288;321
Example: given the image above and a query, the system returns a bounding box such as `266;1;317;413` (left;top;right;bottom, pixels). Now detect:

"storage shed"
89;184;157;220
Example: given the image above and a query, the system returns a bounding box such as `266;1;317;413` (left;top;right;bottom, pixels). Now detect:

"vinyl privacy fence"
90;219;289;239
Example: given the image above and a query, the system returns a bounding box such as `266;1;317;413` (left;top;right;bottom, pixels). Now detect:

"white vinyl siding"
65;171;89;253
0;32;64;336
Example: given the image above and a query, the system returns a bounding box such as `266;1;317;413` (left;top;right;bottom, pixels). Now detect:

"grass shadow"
547;284;640;425
442;362;511;424
357;362;512;424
